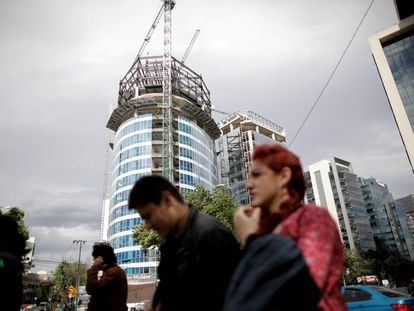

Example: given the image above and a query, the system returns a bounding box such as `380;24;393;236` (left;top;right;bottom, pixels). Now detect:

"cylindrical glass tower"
105;56;219;279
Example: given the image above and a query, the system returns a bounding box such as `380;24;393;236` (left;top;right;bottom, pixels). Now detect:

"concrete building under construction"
216;110;286;205
105;55;219;277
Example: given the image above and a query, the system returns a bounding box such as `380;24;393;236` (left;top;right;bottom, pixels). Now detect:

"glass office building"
360;178;404;257
370;15;414;172
105;55;219;278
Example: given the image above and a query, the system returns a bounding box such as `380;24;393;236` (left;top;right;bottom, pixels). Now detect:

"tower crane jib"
134;0;176;62
182;29;200;63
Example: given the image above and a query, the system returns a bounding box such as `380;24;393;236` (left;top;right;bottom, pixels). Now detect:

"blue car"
342;285;414;310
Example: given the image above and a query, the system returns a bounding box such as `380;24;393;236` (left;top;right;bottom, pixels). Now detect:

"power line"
33;258;65;263
288;0;375;147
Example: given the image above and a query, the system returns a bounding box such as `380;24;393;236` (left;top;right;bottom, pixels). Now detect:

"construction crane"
181;29;200;63
133;1;175;62
134;3;163;62
212;107;231;116
118;0;174;105
161;0;175;183
118;0;175;182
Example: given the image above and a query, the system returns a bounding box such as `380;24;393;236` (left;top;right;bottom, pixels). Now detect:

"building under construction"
216;110;286;205
104;1;219;278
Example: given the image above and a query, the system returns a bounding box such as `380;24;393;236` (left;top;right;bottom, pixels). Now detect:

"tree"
132;223;161;250
132;185;238;250
34;279;53;304
343;248;372;284
53;260;87;295
342;246;414;287
1;206;30;240
185;185;236;232
364;250;414;286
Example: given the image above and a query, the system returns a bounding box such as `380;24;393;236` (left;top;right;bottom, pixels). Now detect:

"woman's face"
247;160;287;214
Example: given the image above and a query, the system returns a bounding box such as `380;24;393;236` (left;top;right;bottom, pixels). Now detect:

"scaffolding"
217;111;286;205
118;55;211;111
108;56;217;138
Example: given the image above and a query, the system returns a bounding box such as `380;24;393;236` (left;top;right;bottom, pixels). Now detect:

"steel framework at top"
113;0;216;182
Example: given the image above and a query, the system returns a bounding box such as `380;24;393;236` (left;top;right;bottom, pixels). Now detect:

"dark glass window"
383;30;414;131
343;289;372;302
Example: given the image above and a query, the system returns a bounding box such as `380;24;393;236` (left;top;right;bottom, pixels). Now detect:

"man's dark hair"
128;175;184;210
92;243;117;266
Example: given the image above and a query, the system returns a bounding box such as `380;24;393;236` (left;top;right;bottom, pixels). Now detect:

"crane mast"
162;0;174;182
118;0;177;183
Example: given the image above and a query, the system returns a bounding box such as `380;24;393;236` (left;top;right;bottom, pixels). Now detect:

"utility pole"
73;240;86;311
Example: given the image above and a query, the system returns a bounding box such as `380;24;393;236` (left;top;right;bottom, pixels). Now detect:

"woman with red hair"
224;144;346;311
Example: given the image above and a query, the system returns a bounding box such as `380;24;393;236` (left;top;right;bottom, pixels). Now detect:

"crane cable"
288;0;375;147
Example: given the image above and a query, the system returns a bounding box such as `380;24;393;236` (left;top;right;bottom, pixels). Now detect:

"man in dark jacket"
86;243;128;311
128;175;240;311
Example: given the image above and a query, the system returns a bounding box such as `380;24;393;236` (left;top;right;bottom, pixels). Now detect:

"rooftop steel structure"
218;110;286;142
107;55;218;138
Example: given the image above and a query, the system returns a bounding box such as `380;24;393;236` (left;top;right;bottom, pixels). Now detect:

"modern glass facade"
360;178;403;256
383;30;414;132
178;116;217;192
109;114;153;275
369;16;414;172
394;200;414;261
397;194;414;240
106;111;219;276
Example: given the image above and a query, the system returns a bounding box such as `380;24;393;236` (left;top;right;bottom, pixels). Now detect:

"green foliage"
343;248;371;284
34;280;53;303
343;247;414;286
53;260;87;294
132;185;238;250
2;207;30;240
132;223;161;250
183;186;211;211
187;185;237;232
363;250;414;286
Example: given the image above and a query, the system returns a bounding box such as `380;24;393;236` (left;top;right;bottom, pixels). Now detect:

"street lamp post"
73;240;86;311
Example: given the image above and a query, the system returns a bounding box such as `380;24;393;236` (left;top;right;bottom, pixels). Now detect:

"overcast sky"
1;0;413;272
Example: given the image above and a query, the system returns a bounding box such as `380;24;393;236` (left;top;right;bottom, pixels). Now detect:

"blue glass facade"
383;30;414;131
178;116;217;192
108;114;153;275
107;112;218;276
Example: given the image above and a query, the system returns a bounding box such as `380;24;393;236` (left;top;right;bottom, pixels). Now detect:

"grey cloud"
0;0;413;271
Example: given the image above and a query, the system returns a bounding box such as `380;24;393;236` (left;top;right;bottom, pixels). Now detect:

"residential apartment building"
305;158;376;253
